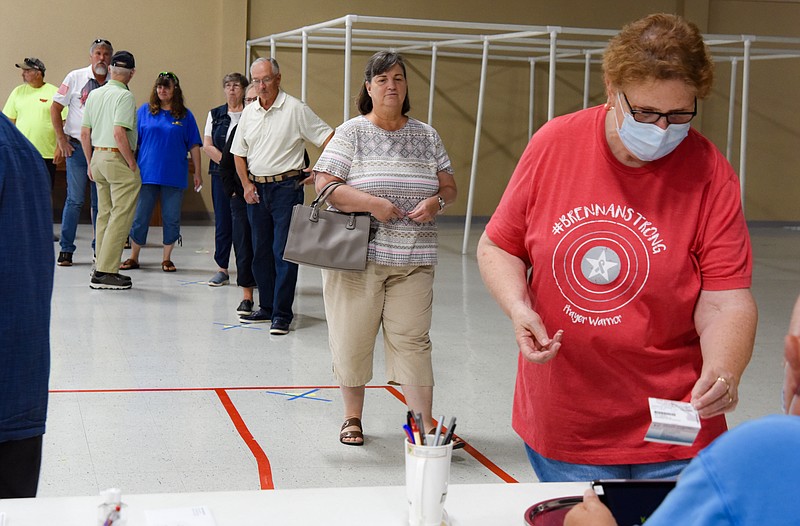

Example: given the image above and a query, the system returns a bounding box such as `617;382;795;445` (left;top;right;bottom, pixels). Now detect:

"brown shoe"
161;260;177;272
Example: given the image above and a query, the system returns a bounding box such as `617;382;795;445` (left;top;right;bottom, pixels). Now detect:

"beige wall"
2;0;798;220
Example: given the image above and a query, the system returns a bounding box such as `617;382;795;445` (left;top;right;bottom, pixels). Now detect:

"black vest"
208;104;232;176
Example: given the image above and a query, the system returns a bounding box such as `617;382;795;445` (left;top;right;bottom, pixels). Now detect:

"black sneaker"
236;299;254;316
90;272;132;290
57;251;73;267
269;318;290;335
239;309;271;324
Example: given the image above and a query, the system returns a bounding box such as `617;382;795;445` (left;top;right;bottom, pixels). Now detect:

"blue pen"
403;424;415;444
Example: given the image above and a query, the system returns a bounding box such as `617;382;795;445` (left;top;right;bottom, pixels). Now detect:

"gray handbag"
283;181;371;271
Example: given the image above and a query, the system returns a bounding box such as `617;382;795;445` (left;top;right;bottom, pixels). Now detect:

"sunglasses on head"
93;38;112;47
158;71;179;84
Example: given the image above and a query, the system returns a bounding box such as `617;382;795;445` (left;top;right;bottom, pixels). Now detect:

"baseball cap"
15;57;45;73
110;51;135;69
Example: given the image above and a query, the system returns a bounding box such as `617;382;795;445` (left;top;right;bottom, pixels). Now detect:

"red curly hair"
603;13;714;99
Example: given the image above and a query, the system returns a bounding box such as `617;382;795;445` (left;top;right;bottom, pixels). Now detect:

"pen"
409;417;421;446
414;412;425;446
441;416;457;446
433;415;445;446
103;505;121;526
403;424;415;444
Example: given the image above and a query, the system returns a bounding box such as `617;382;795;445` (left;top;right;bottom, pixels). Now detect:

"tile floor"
39;222;799;497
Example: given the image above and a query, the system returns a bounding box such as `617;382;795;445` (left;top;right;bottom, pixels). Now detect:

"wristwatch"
436;195;446;212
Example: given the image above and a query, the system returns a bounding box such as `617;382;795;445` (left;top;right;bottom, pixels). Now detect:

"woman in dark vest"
202;72;248;288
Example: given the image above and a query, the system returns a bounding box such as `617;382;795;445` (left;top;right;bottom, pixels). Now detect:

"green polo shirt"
81;79;137;150
2;83;65;158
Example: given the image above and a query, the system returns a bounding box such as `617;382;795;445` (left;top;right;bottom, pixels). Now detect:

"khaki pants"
322;263;435;387
91;151;141;274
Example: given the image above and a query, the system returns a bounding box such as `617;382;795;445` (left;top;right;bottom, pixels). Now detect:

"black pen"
441;416;457;445
414;412;425;445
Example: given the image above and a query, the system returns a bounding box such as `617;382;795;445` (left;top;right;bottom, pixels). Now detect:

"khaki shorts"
322;263;435;387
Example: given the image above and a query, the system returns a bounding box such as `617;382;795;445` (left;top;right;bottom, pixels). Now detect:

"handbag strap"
311;181;344;209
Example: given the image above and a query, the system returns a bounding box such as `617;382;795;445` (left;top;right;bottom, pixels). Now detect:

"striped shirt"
314;115;453;266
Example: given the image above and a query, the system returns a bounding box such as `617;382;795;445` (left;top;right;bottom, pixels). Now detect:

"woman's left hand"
690;369;739;418
407;196;438;224
193;174;203;192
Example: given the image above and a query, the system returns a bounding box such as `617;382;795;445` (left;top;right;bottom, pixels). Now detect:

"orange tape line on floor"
383;385;519;484
215;388;275;490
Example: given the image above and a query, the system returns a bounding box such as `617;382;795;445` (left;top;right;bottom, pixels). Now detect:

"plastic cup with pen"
97;487;127;526
404;413;456;526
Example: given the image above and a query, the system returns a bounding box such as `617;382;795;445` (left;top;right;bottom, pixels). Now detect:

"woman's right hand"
510;303;563;364
371;197;405;222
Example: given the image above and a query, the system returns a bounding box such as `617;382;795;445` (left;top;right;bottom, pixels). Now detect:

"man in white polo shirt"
231;57;333;335
51;38;113;267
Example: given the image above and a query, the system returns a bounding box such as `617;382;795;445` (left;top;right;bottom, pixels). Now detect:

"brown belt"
94;147;120;152
248;169;304;184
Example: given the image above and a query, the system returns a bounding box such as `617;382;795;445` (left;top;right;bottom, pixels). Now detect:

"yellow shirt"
2;83;65;158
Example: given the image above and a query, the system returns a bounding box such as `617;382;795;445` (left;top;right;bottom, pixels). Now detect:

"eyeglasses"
92;38;113;47
158;71;179;84
250;75;276;85
622;93;697;125
244;97;258;103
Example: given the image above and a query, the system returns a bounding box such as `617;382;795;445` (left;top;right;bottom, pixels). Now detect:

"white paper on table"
144;506;217;526
0;511;5;526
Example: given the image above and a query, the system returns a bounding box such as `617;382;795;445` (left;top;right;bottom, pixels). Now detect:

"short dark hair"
356;51;411;116
222;72;248;90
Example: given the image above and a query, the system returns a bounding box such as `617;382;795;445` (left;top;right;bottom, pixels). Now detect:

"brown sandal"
119;258;139;270
339;417;364;446
161;260;177;272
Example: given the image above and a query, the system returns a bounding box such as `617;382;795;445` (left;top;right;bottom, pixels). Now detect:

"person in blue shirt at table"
565;293;800;526
120;71;202;273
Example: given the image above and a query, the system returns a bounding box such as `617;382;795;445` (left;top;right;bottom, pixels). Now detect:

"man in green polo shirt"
80;50;140;290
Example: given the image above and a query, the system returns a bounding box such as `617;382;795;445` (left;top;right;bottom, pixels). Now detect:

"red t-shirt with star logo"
485;105;752;465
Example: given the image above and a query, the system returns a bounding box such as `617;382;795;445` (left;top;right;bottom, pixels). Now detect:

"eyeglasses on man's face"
622;92;697;125
244;97;258;104
251;75;276;85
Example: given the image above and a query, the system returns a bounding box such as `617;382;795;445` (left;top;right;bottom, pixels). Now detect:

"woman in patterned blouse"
313;51;459;447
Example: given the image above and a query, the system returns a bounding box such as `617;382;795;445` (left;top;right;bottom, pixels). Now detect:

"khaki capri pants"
322;263;435;387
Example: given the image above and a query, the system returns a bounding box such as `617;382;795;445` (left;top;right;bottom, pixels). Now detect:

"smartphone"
592;479;675;526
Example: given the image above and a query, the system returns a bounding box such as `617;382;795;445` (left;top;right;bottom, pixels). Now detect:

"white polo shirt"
230;89;332;176
52;65;103;140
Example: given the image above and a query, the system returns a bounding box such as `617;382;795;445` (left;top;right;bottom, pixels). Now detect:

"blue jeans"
59;140;97;253
231;195;256;288
211;174;232;269
524;443;691;482
129;184;184;246
246;179;303;322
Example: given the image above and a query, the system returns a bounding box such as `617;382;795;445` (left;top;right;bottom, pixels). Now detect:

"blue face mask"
613;92;690;162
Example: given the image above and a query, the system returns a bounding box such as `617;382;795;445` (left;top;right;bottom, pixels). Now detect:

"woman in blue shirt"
121;71;201;272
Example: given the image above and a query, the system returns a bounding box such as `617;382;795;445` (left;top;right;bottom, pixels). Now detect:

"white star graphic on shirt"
585;249;619;282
